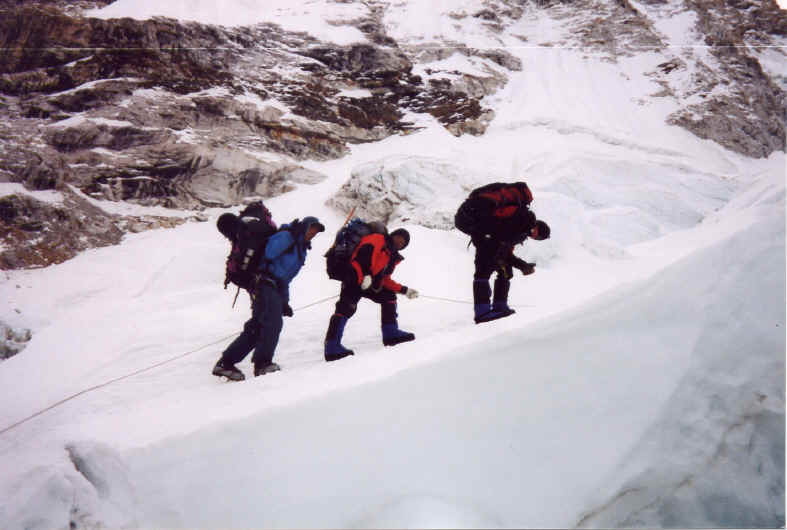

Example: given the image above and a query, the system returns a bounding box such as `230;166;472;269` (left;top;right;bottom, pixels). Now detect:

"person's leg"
251;284;284;371
493;272;515;316
325;282;361;361
473;240;495;322
220;317;260;365
473;240;511;323
212;301;262;380
369;289;415;346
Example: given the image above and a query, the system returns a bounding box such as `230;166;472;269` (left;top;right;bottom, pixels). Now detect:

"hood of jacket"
281;216;325;249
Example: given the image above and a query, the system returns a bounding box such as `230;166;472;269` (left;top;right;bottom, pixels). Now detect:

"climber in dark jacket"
213;216;325;381
324;228;418;362
455;183;551;323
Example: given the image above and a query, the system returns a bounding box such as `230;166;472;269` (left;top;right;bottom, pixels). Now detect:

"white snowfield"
1;1;785;529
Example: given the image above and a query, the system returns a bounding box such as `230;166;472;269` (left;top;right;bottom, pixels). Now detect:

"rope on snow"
0;292;533;437
0;295;339;438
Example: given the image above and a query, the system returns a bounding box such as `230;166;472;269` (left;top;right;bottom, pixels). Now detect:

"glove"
282;303;294;317
360;275;372;290
404;287;419;299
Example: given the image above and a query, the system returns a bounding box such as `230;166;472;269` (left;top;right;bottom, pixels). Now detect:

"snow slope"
1;1;785;528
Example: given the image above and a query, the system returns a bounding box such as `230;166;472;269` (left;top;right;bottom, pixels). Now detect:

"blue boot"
492;277;516;318
474;303;509;324
493;301;516;317
474;279;505;324
325;314;354;362
382;322;415;346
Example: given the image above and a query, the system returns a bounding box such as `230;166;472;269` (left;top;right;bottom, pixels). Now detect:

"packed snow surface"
2;1;784;529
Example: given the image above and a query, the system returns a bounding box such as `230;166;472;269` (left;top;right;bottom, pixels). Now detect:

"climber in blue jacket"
212;216;325;381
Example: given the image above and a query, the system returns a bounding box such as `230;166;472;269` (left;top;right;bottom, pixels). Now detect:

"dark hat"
534;220;551;240
390;228;410;249
301;216;325;233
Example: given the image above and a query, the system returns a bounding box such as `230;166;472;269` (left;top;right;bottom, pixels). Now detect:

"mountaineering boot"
324;314;354;362
254;362;281;377
492;301;516;317
473;278;508;324
212;360;245;381
492;277;516;318
381;322;415;346
474;303;510;324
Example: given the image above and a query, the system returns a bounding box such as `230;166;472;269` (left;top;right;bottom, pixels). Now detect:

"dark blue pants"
221;283;284;367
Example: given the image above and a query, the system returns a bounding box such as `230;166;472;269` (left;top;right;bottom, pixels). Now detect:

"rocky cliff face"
0;0;784;271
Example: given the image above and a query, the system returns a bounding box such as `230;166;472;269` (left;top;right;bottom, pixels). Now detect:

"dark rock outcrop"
0;0;783;269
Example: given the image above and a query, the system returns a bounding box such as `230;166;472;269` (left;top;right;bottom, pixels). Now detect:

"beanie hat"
534;220;551;240
301;216;325;233
390;228;410;249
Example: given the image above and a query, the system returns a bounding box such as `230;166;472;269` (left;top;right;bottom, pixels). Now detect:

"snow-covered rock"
0;321;31;360
327;155;481;229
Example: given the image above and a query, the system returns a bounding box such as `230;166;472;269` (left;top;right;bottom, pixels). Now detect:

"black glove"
511;257;535;276
282;303;294;317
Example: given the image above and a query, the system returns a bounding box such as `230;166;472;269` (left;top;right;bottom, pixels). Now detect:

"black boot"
254;362;281;376
212;359;245;381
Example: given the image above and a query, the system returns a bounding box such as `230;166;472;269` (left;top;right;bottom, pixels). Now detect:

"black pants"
472;237;511;304
334;281;398;324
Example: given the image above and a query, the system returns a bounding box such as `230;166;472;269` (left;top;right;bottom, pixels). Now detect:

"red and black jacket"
349;233;405;293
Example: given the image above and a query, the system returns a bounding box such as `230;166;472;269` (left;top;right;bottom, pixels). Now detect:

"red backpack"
455;182;533;236
469;182;533;218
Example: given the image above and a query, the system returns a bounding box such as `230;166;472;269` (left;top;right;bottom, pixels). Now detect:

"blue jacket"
262;217;323;301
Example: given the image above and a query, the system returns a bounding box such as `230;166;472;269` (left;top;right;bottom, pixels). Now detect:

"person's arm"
510;255;535;275
382;275;403;293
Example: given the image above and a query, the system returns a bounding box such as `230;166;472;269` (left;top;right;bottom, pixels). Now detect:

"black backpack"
325;218;386;280
218;201;278;292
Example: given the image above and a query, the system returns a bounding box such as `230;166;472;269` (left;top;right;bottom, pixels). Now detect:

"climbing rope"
420;294;534;308
0;295;339;438
0;334;235;437
0;292;532;437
